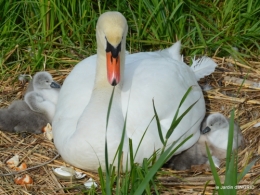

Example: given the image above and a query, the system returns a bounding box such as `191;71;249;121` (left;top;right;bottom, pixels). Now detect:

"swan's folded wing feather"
190;57;217;81
122;55;204;160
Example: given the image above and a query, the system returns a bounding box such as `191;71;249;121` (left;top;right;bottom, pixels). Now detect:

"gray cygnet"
0;100;49;134
165;113;244;170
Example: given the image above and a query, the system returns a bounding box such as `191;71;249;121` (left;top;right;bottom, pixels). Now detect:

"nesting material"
53;166;86;180
14;162;27;171
6;154;28;171
42;123;53;140
14;174;33;185
223;76;260;89
84;178;98;189
6;154;19;168
0;61;260;195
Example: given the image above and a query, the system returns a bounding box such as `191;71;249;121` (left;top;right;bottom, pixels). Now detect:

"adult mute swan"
165;113;244;170
53;11;207;171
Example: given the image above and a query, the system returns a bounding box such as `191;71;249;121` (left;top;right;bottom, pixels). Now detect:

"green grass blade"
133;144;174;195
134;134;191;195
166;99;198;139
225;109;235;172
224;150;237;195
152;99;164;144
98;167;106;195
171;86;193;124
133;116;155;160
205;143;224;195
104;87;116;195
238;157;259;182
165;134;193;162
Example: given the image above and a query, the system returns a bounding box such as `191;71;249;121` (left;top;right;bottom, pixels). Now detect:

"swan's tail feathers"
190;56;217;81
167;41;182;61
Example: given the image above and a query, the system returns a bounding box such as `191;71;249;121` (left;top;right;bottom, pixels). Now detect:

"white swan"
165;113;244;170
26;71;60;104
53;11;207;171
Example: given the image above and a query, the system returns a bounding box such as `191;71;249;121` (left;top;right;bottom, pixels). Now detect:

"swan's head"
201;113;229;134
33;72;61;90
96;11;128;86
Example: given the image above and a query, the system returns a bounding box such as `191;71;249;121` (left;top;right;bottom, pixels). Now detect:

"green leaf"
225;109;235;171
205;143;224;195
152;99;164;144
104;87;115;195
238;157;259;181
166;99;198;139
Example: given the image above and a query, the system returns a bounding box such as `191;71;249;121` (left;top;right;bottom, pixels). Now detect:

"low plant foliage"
0;0;260;73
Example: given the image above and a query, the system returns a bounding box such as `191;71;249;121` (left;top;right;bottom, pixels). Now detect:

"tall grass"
0;0;259;74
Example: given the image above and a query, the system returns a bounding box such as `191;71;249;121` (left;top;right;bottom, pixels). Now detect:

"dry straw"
0;57;260;194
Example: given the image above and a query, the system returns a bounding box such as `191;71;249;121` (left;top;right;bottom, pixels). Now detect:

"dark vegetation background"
0;0;259;74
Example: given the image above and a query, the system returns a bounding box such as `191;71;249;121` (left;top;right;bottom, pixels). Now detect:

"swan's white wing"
122;50;205;162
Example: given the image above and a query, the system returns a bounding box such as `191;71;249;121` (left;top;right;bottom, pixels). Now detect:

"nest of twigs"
0;58;260;194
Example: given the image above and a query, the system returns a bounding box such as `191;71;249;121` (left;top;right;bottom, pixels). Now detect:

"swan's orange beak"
106;52;120;86
106;40;121;86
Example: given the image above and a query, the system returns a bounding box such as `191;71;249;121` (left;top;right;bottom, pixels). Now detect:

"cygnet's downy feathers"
165;113;245;170
201;113;245;151
0;100;49;134
25;91;55;122
26;71;60;104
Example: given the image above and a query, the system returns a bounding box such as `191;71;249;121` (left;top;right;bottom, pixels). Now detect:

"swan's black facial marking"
105;37;121;58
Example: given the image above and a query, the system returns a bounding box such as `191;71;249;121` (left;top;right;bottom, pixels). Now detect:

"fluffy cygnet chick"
165;113;244;170
0;100;49;134
25;91;56;122
26;71;60;104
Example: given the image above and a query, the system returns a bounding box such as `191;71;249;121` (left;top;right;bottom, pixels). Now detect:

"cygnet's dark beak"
50;81;61;88
201;126;211;134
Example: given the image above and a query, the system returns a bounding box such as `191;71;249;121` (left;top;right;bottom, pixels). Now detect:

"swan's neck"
74;41;128;168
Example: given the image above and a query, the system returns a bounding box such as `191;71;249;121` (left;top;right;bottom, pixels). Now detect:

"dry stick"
223;76;260;90
0;153;60;176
